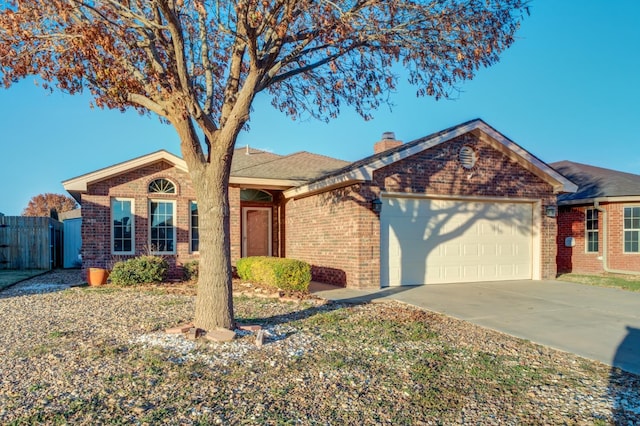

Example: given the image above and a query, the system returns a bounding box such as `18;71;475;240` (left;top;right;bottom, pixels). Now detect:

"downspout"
594;199;638;275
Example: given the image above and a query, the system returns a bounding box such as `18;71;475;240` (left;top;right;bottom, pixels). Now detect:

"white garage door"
381;197;533;286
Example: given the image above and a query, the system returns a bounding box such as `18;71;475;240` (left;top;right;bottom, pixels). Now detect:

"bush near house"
109;256;168;286
182;260;199;282
236;256;311;292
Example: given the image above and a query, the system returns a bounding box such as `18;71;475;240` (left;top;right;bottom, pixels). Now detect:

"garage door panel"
443;243;461;257
381;197;533;286
464;244;479;257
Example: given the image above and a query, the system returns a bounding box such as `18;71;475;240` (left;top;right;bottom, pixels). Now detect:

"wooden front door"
242;207;272;257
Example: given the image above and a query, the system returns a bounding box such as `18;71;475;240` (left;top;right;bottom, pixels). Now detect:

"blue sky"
1;1;639;216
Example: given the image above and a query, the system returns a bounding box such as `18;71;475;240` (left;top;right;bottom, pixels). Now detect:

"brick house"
63;119;577;288
553;161;640;275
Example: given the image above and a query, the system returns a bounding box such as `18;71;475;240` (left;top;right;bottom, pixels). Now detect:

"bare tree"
0;0;528;331
23;193;78;218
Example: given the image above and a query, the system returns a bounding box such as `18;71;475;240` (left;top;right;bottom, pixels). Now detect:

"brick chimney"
374;132;402;154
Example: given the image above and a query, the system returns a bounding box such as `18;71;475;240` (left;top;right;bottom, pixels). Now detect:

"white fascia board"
474;122;578;194
229;176;306;190
283;169;369;199
280;119;579;199
558;196;640;206
283;121;480;199
365;121;482;172
62;150;187;193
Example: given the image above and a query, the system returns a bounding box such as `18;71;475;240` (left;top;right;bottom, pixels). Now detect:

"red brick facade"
286;133;558;287
81;161;200;277
81;163;286;278
78;128;566;288
285;184;380;287
557;202;640;274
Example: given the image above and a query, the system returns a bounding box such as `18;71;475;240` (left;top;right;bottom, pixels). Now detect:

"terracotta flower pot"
87;268;110;286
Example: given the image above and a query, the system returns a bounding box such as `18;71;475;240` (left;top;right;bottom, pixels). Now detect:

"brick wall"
82;132;561;286
606;202;640;272
286;133;557;288
81;161;285;279
557;202;640;274
556;205;603;274
82;161;202;278
285;184;380;287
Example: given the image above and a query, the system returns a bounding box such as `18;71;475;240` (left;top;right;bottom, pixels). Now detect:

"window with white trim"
149;200;175;253
585;208;598;253
624;207;640;253
112;198;134;254
190;201;199;253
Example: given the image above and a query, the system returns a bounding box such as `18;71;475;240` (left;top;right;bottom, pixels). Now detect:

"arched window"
240;189;273;202
148;178;176;194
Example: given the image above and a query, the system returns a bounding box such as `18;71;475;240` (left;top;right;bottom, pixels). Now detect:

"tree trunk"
192;162;235;331
170;74;258;331
172;113;236;332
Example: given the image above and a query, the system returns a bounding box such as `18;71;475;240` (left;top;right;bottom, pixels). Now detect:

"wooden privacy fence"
0;216;62;270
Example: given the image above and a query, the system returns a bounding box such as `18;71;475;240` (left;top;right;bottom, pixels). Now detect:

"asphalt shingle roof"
552;160;640;202
231;147;283;172
231;147;349;181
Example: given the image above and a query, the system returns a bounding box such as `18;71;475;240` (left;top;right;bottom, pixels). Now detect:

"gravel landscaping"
1;270;639;424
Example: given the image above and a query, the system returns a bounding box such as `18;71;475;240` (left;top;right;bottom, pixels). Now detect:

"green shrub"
110;255;168;286
182;260;199;281
236;256;311;292
235;258;254;282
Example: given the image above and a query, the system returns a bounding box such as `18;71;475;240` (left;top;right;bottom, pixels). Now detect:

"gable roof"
63;119;577;202
62;148;349;201
63;150;188;202
552;160;640;204
283;119;578;199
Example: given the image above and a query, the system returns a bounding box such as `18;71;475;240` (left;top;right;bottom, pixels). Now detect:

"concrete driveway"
311;280;640;375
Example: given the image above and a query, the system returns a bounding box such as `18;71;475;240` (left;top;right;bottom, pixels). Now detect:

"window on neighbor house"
585;208;599;253
624;207;640;253
190;201;199;252
112;198;134;254
149;200;175;253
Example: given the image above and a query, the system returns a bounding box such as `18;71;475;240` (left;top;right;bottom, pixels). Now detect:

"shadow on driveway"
609;327;640;423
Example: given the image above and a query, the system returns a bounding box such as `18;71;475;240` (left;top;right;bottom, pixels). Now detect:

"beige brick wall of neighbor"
286;133;558;288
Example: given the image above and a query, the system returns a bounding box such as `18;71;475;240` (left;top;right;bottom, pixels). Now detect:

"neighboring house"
553;161;640;275
63;119;577;288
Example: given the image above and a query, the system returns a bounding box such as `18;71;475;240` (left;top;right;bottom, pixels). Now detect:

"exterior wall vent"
459;146;477;169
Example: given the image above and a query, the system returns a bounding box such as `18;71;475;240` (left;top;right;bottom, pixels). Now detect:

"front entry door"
242;207;272;257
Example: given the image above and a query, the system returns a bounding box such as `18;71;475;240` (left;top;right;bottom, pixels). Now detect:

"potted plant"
87;267;109;286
